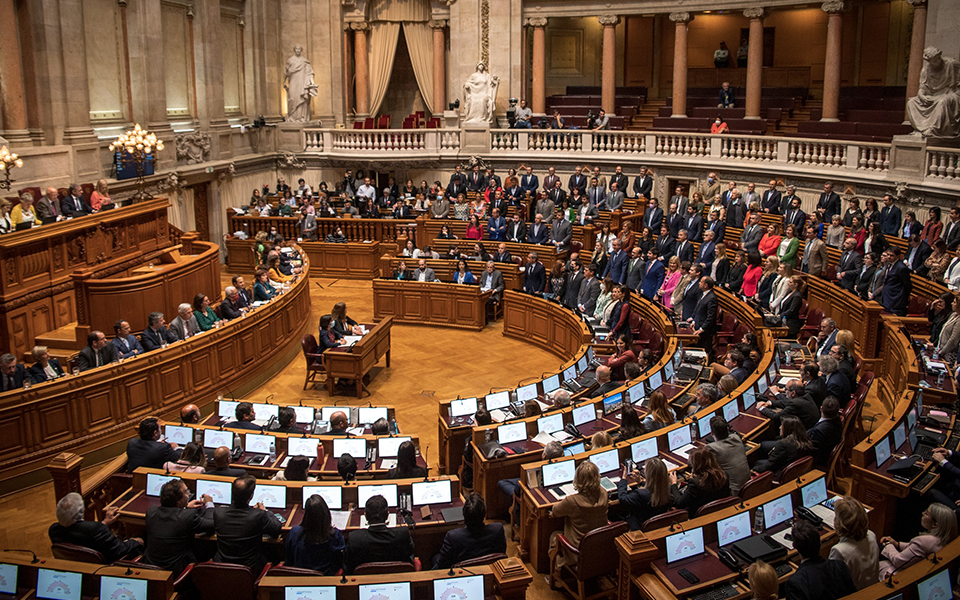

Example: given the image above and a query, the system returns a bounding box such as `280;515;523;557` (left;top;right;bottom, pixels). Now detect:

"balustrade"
928;148;960;181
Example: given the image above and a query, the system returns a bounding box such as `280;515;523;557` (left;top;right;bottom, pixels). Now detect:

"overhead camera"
240;115;270;133
537;117;550;129
448;99;460;111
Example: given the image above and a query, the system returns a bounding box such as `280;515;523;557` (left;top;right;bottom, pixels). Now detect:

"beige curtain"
368;22;401;117
402;22;434;115
369;0;429;23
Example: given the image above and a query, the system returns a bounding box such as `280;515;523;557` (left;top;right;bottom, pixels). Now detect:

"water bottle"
484;429;493;443
233;433;241;451
785;351;791;367
933;347;940;361
269;441;277;462
938;371;945;390
753;506;765;535
690;422;698;443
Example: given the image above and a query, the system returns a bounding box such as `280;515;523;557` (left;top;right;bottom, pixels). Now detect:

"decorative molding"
277;152;306;170
349;21;369;32
525;16;548;28
598;15;620;26
481;0;490;66
156;173;186;195
459;155;490;173
186;3;194;19
428;19;449;29
743;7;765;19
175;131;212;165
238;15;244;28
821;1;845;13
668;11;692;23
905;0;928;6
217;163;236;183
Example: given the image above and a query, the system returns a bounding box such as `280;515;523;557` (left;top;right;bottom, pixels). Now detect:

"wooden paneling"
372;280;490;331
801;273;883;367
502;291;591;358
381;256;525;291
300;242;383;279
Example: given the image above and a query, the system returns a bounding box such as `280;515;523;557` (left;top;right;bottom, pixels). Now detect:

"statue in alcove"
462;62;499;124
284;45;318;122
907;47;960;140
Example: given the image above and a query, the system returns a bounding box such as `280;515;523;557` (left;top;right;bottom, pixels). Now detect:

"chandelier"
109;124;164;201
0;146;24;191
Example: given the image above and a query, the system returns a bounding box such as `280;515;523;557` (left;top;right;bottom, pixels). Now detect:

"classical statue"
283;45;318;122
907;47;960;140
462;62;500;125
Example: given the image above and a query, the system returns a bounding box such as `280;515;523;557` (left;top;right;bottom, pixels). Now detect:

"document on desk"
380;458;397;470
810;504;836;529
280;247;294;254
490;409;509;423
532;432;556;446
342;335;363;346
535;400;551;412
551;430;573;442
673;444;696;460
778;369;802;379
555;483;577;498
346;426;365;436
770;527;793;548
360;513;397;528
662;459;680;472
330;510;351;530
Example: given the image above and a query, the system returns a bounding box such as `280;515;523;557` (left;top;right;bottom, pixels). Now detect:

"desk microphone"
264;394;274;404
3;549;38;563
422;446;430;481
668;521;685;533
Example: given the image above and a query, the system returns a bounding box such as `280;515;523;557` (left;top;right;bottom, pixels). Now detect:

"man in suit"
487;207;507;241
36;187;63;224
412;258;436;282
60;183;94;218
0;353;29;392
665;203;684;238
233;275;253;308
761;180;782;214
466;166;484;192
484;168;502;190
143;479;215;574
225;402;261;430
479;261;505;303
609;166;629;195
691;277;719;360
945;207;960;251
505;213;526;243
563;261;585;309
492;242;512;263
800;226;830;276
586;177;606;208
207;447;248;478
812;317;839;358
624;247;646;291
720;181;736;206
835;238;863;292
78;330;119;372
633;167;653;199
881;247;912;316
783;197;807;231
740;214;763;253
807;397;842;467
550;212;572;251
640;249;666;300
168;303;201;342
705;211;726;243
522;252;546;295
820;356;852;407
588;366;621;398
675;230;694;264
213;475;282;573
345;494;415;573
643;198;664;231
815;181;842;223
430;190;451;218
680;265;704;320
758;379;821;429
568;166;587;196
546;179;566;212
433;493;506;569
784;520;856;600
654;225;676;263
575;195;599;225
725;189;747;228
854;252;880;300
520;167;539;196
669;186;689;215
126;417;179;472
904;233;932;275
724;350;750;384
831;345;856;384
577;265;601;314
141;311;178;351
49;493;143;562
527;214;549;244
684;205;703;242
447;166;464;188
604;239;629;284
489;188;509;216
604;181;625;212
742;182;760;211
706;416;750;495
219;287;248;321
696;230;717;271
502;180;522;207
542;167;560;194
879;194;902;236
780;185;799;215
800;363;828;408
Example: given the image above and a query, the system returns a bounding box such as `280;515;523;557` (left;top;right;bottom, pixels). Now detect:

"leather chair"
454;553;508;568
353;561;417;575
696;496;739;517
300;334;327;390
738;471;774;500
647;332;664;356
549;521;628;600
799;308;825;344
775;455;814;486
190;561;270;600
641;508;688;532
51;543;106;564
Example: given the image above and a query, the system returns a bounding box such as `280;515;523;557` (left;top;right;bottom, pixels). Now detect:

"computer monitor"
916;569;951;600
377;437;412;458
252;403;279;421
588;448;620;474
484;391;510;411
203;429;234;450
0;564;17;595
289;406;316;423
146;473;179;497
665;527;705;564
358;582;410;600
801;477;828;509
916;389;924;415
497;422;527;445
332;438;366;460
358;407;388;425
893;422;907;451
587;346;595;363
163;425;194;446
628;383;645;405
218;400;239;418
716;512;752;547
543;374;561;394
909;428;918;454
576;354;588;373
907;406;918;430
433;575;485;600
245;433;274;455
288;437;320;457
564;442;586;456
603;393;623;416
542;460;576;487
774;349;782;371
648;370;663;390
664;360;675;381
762;494;793;530
767;361;777;382
537;413;564;434
411;479;452;506
668;425;692;452
562;364;578;382
284;586;337;600
36;569;82;600
251;484;286;509
631;438;658;464
875;436;892;467
742;387;756;410
516;383;538;403
358;483;398;508
722;400;739;423
450;398;478;418
572;403;595;426
100;576;148;600
697;415;713;439
196;479;232;505
302;486;343;510
321;406;352;422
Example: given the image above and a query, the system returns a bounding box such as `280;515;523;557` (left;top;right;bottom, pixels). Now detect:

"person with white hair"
168;302;200;341
48;492;143;562
220;286;248;320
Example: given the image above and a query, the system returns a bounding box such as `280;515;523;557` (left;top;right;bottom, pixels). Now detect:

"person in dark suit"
588;366;621;399
233;275;253;307
759;379;821;429
491;242;512;264
665;205;684;239
527;214;549;245
275;407;305;434
207;446;247;477
577;265;601;314
49;492;143;562
623;247;646;292
725;191;747;228
784;519;856;600
801;364;828;408
344;494;415;573
761;180;782;213
820;356;852;406
603;239;629;284
568;167;587;196
655;225;676;262
671;447;731;517
778;276;805;338
643;199;663;231
695;230;717;272
563;262;584;309
28;346;65;383
143;479;215;574
520;167;539;196
213;475;282;573
112;320;145;359
674;230;694;264
879;194;902;236
807;397;843;467
944;208;960;251
881;247;912;316
853;253;879;301
126;417;179;472
815;182;842;223
684;206;704;242
522;252;546;295
692;278;719;360
609;167;630;195
679;266;703;321
835;238;863;293
433;493;506;568
506;213;527;243
633;167;653;199
78;330;119;372
904;234;932;275
705;211;726;243
225;402;261;431
640;249;666;300
60;184;94;218
465;167;484;192
141;312;178;352
705;416;751;495
783;197;807;231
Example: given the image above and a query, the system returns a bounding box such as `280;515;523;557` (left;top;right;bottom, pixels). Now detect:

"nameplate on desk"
360;513;397;528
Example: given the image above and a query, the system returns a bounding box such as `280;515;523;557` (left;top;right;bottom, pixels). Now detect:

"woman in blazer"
922;207;943;245
392;261;412;280
330;302;360;338
671;447;731;517
711;243;730;285
933;294;960;364
741;251;763;298
756;256;780;310
550;461;609;570
828;497;879;590
879;502;957;578
722;250;747;294
28;346;64;383
778;276;805;338
777;224;800;268
607;335;638;382
616;457;673;530
453;259;476;284
253;269;277;301
607;285;632;341
752;416;812;478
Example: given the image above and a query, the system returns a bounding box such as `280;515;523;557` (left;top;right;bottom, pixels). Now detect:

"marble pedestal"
461;122;492;154
278;121;321;153
890;134;928;180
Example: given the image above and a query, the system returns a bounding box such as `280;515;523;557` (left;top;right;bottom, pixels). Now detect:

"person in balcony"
711;116;730;134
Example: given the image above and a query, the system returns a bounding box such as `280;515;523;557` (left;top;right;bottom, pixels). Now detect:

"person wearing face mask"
711;116;729;134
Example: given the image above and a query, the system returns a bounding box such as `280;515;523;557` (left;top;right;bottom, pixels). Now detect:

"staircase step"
35;323;83;350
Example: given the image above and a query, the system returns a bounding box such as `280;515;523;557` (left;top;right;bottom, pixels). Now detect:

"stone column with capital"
351;22;370;118
744;7;765;120
599;15;620;115
58;0;97;144
526;17;548;115
820;1;845;122
904;0;928;121
0;0;31;145
429;20;448;118
670;12;692;118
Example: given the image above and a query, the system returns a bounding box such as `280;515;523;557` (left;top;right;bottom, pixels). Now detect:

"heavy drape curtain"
367;22;401;117
365;0;434;117
402;22;434;115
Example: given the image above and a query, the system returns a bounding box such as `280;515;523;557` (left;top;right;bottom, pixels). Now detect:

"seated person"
126;417;178;473
28;345;64;383
588;365;620;399
78;330;119;372
463;410;493;489
220;287;249;320
497;441;562;522
331;302;362;337
616;404;646;442
163;442;207;473
285;494;346;574
808;396;843;468
748;561;778;600
549;461;609;574
706;416;750;496
785;520;856;600
338;453;358;482
206;446;247;478
327;411;350;436
371;418;390;435
617;456;673;530
141;312;177;351
253;268;276;301
724;350;749;384
193;294;222;331
344;495;415;574
387;441;427;479
275;407;304;434
112;320;145;359
757;379;820;429
879;502;958;578
224;402;261;430
606;334;638;382
671;447;731;517
168;303;200;341
180;404;200;424
752;415;813;478
213;475;282;573
828;496;879;590
49;493;142;562
273;456;315;481
433;493;507;569
642;391;676;432
142;479;215;575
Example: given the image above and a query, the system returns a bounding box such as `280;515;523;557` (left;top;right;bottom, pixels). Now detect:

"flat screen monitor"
357;407;387;425
722;400;739;423
742;387;756;410
916;569;951;600
302;486;343;510
0;563;17;595
516;383;538;402
196;479;232;505
801;477;828;509
332;438;366;460
648;370;663;391
893;422;907;451
587;346;595;363
543;374;561;394
146;473;179;497
218;400;239;418
203;429;234;450
497;422;527;445
562;364;578;382
321;406;352;422
917;389;924;414
756;377;769;395
762;494;793;530
668;425;692;452
665;527;705;564
485;391;510;411
572;404;595;426
359;582;410;600
909;428;919;454
100;576;148;600
697;415;713;439
542;460;576;487
908;406;918;430
576;354;588;373
603;393;623;416
564;442;586;456
774;349;782;371
716;511;752;547
163;425;194;446
377;436;411;458
36;569;82;600
287;437;320;457
631;438;659;464
244;433;274;455
285;587;337;600
252;403;279;421
358;483;398;508
664;360;675;382
767;361;777;382
450;398;478;418
875;436;892;467
411;479;452;506
251;484;286;509
537;413;564;435
628;384;645;405
289;406;316;423
588;448;620;474
433;575;485;600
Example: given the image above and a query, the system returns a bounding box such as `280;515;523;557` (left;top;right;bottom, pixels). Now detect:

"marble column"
905;0;928;116
429;20;447;117
599;15;619;115
744;7;765;120
527;17;547;115
351;22;369;118
0;0;30;145
136;0;172;138
670;12;692;118
820;1;845;122
58;0;96;143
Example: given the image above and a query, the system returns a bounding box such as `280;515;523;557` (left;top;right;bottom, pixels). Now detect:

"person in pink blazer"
878;502;957;579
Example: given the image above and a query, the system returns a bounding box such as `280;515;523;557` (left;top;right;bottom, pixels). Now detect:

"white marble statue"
907;47;960;140
462;62;500;125
283;45;318;123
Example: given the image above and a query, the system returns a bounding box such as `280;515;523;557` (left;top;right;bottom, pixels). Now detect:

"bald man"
588;365;621;399
180;404;201;424
36;187;63;224
206;447;246;478
328;411;350;436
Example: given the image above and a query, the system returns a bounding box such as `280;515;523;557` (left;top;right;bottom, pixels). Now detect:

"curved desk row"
373;280;493;331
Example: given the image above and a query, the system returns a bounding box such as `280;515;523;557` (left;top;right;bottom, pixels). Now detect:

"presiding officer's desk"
0;554;175;600
380;255;525;290
321;318;393;397
372;280;493;331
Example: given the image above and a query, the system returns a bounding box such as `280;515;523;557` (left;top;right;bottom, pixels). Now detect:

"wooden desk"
380;255;525;291
226;211;413;254
324;319;393;397
431;239;567;267
372;280;492;331
0;554;174;600
801;272;884;371
502;290;592;359
299;241;382;279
